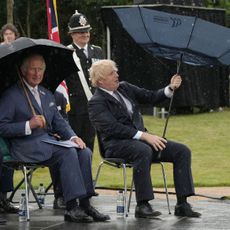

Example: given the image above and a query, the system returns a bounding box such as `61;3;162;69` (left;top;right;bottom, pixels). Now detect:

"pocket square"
49;102;55;107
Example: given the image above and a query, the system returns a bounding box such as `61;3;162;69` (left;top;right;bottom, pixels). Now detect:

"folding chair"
94;132;171;217
1;137;46;221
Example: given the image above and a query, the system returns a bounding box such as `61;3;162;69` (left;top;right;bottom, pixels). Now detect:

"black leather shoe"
0;216;7;225
84;205;110;222
53;197;66;210
0;198;19;214
64;206;93;223
174;202;201;218
135;203;161;218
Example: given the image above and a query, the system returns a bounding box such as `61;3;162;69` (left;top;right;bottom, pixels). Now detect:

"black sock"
0;192;7;200
66;199;78;211
177;196;187;205
137;200;149;206
79;197;90;209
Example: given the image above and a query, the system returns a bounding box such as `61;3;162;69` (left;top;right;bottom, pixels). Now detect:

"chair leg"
8;169;33;202
127;176;134;213
159;162;171;214
122;164;128;217
45;182;53;194
22;166;30;221
24;168;43;209
93;161;104;188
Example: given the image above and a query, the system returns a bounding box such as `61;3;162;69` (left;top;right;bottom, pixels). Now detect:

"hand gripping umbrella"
113;6;230;158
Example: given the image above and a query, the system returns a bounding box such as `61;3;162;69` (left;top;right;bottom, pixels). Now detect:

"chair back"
96;131;106;159
0;137;12;161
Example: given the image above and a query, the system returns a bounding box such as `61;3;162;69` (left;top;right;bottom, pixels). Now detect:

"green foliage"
0;0;132;46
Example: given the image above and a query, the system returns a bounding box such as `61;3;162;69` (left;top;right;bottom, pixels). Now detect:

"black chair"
94;132;171;217
3;160;46;221
1;137;50;221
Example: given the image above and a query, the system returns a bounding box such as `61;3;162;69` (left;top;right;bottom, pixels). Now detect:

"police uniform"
65;10;104;151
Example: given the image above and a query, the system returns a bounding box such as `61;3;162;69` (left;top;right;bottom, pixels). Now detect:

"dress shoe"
174;202;201;218
0;216;7;225
53;196;66;210
84;205;110;222
93;191;99;196
135;203;161;218
0;198;19;214
64;206;93;223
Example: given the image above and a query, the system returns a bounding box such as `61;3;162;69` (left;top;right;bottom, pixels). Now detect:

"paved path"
1;188;230;229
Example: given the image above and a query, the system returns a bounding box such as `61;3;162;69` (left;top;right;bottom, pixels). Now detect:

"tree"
6;0;14;23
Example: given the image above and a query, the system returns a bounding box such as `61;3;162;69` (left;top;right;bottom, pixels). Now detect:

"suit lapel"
98;88;132;119
99;88;119;105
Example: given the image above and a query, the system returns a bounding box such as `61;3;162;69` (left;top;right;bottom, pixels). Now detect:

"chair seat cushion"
0;137;12;161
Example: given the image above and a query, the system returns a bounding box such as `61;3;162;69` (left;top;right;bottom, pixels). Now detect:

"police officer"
65;10;104;152
52;10;103;209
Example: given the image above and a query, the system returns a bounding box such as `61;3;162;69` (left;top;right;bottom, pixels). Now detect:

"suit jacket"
66;43;104;115
88;81;168;153
54;91;68;122
0;82;75;163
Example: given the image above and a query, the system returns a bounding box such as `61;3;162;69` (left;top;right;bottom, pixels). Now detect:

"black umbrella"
114;7;230;67
0;37;78;93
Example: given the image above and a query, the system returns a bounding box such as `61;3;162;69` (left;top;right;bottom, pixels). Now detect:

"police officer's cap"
68;10;92;33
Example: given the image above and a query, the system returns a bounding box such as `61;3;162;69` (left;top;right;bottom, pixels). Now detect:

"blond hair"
89;59;118;87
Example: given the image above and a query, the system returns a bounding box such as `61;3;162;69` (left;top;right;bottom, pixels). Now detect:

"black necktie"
113;91;127;110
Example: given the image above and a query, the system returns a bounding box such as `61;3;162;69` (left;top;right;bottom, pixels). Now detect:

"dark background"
0;0;229;113
101;4;229;114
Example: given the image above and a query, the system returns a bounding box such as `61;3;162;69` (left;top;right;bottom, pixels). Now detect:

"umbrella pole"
157;58;181;159
17;66;37;116
16;66;46;127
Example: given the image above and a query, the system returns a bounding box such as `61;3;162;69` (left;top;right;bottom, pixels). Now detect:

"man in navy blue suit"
0;151;7;225
0;138;19;214
88;59;201;219
0;54;110;223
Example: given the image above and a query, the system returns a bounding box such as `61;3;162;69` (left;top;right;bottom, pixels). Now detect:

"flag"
46;0;60;42
56;81;71;112
46;0;70;112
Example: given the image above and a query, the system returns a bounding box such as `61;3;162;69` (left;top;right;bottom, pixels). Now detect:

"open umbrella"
0;37;78;93
114;7;230;67
113;7;230;158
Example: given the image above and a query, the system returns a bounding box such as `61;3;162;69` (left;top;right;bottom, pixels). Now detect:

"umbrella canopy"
0;37;78;93
114;7;230;66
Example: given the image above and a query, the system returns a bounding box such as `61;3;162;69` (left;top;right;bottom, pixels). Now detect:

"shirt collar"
74;43;88;51
22;78;38;92
99;87;113;95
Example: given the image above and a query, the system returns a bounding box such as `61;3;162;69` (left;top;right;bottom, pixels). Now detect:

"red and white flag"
46;0;70;112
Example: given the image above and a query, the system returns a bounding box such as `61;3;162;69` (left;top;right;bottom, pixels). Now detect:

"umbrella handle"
157;55;182;159
17;67;36;116
16;66;46;128
176;53;183;74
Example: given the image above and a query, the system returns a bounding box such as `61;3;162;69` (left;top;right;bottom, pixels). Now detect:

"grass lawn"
14;108;230;189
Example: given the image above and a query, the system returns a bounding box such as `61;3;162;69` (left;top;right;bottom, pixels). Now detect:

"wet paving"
1;191;230;230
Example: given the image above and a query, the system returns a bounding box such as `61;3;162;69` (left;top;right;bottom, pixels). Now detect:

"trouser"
43;146;94;203
107;139;195;202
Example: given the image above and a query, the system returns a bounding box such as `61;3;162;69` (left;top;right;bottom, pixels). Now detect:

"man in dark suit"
0;22;20;215
0;151;7;225
66;10;104;152
0;54;110;223
88;59;201;219
0;138;19;214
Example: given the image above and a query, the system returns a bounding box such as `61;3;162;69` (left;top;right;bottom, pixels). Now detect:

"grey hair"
20;54;46;74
